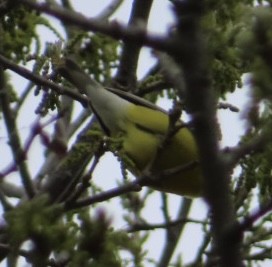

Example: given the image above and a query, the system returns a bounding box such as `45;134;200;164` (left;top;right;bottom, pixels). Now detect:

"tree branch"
20;0;171;53
0;54;88;106
114;0;153;90
0;68;35;198
170;1;243;266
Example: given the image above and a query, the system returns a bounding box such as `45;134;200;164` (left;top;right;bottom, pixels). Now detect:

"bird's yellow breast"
119;104;202;197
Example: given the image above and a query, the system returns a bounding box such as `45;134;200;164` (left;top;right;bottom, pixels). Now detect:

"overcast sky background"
0;1;254;266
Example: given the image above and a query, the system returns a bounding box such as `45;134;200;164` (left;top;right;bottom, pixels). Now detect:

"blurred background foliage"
1;0;272;266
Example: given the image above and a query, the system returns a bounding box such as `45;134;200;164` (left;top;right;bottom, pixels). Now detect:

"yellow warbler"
57;59;202;197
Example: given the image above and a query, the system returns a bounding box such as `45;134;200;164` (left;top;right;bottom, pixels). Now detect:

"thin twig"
161;193;171;224
0;189;14;211
128;216;206;232
13;82;34;118
136;80;170;97
217;102;239;112
227;127;271;168
158;198;193;267
53;153;95;204
65;143;105;204
192;233;212;265
238;198;272;234
155;52;187;101
67;109;90;138
244;246;272;261
0;116;61;179
95;0;124;20
64;179;142;211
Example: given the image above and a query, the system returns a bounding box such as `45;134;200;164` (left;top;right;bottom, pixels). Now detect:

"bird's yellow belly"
122;124;202;197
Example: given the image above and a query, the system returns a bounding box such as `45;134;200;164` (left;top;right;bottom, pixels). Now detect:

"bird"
56;58;202;197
